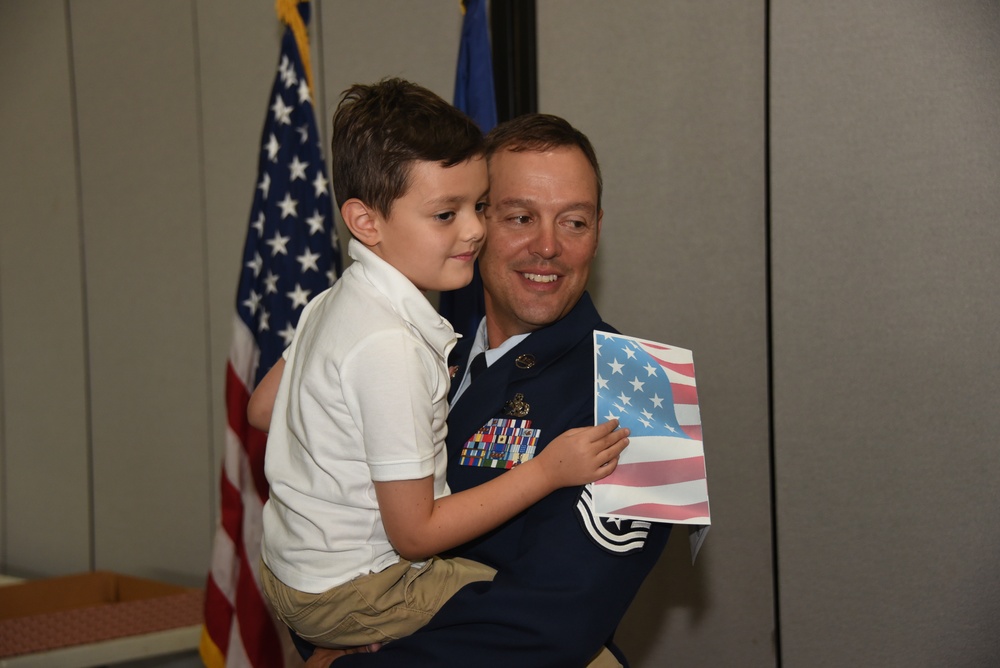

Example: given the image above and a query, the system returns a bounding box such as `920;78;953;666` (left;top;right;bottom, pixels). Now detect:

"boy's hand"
536;419;629;488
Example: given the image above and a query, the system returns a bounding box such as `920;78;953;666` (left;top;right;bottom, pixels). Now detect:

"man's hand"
304;643;381;667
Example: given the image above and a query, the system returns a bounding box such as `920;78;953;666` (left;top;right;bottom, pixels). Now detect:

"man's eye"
510;215;531;224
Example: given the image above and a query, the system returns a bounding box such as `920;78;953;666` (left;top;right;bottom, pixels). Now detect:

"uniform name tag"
460;418;539;469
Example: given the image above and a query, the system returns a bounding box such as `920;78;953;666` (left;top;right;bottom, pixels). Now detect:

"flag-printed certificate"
592;332;711;529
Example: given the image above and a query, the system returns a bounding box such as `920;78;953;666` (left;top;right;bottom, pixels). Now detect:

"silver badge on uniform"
503;393;530;417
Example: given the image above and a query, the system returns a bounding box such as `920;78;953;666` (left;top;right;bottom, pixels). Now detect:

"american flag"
591;332;710;528
201;3;340;666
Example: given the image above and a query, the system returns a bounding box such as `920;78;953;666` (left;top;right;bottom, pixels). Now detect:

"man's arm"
248;357;284;431
335;487;670;667
336;302;668;666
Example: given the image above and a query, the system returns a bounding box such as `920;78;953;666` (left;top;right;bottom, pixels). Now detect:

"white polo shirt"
261;240;457;594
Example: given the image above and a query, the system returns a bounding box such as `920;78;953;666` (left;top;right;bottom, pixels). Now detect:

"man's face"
481;146;603;346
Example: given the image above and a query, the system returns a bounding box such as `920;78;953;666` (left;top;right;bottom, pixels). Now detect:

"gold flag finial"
275;0;314;93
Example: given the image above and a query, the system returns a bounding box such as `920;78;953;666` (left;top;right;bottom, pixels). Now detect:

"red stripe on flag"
245;428;271;506
603;456;706;487
648;353;696;378
219;467;243;543
226;363;271;504
670;382;700;405
607;500;710;523
202;576;233;655
235;547;285;667
681;424;703;441
225;362;251;431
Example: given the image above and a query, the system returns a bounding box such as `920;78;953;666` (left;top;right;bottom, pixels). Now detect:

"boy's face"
372;157;488;293
480;146;602;346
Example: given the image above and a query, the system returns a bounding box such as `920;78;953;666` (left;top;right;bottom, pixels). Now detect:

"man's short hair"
484;113;603;210
331;77;484;218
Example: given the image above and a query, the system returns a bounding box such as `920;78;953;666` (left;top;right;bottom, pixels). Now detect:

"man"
314;114;671;667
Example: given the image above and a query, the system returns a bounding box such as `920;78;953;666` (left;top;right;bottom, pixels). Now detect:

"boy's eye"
475;201;488;214
434;211;456;222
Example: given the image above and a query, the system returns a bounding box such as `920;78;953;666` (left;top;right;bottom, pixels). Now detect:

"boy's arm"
375;420;627;560
247;357;285;431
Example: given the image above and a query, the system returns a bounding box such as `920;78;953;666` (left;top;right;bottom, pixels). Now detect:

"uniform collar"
450;292;605;414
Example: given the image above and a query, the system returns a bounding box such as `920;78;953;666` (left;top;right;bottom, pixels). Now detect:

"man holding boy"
257;81;629;656
321;115;672;666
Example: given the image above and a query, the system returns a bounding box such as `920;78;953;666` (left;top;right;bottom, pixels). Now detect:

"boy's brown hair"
332;78;484;218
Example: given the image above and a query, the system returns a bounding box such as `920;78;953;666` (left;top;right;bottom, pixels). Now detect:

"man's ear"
593;210;604;256
341;199;380;247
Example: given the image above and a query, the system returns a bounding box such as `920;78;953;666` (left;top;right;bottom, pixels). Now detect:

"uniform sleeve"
336;489;671;668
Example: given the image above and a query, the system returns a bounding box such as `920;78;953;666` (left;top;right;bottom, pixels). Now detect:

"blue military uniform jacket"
339;293;671;667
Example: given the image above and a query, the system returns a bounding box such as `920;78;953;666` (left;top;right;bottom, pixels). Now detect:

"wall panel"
771;2;1000;665
539;3;773;666
0;0;92;576
69;0;213;585
317;0;462;256
195;0;283;521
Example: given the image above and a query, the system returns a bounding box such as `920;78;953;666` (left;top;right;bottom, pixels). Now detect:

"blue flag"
442;0;496;339
453;0;497;132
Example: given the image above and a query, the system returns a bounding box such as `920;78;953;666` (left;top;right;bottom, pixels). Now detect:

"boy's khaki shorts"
260;556;495;648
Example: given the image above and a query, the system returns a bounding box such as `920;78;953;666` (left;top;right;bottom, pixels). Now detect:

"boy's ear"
341;198;380;246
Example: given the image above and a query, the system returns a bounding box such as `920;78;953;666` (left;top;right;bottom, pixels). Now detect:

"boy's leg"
587;647;624;668
347;556;496;645
260;557;494;649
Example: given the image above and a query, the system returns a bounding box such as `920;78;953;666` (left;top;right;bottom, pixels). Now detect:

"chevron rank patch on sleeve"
576;485;652;555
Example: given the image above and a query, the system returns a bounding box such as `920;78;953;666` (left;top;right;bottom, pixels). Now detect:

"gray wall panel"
0;0;92;576
539;3;773;667
771;2;1000;666
317;0;460;120
69;0;213;584
318;0;461;259
195;0;284;519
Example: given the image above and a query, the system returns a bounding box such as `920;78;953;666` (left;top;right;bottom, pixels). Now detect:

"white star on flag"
286;283;311;308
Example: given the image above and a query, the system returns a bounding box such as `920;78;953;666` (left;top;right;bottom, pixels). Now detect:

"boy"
255;79;628;650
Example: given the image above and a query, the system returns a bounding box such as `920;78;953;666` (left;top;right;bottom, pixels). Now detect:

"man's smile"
521;272;559;283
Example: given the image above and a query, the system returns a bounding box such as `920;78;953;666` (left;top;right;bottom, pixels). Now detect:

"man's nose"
529;221;559;258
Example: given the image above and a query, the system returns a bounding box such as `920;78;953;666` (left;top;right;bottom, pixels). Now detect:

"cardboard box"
0;571;203;659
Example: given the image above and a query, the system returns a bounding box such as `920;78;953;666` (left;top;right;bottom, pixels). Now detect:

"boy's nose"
463;212;486;242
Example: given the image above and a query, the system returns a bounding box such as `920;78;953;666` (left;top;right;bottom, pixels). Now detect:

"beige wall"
1;2;997;667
